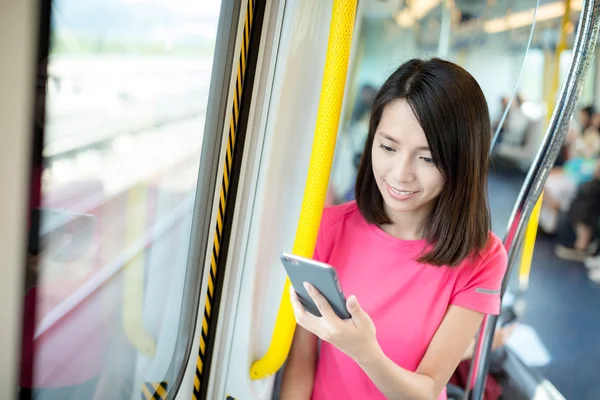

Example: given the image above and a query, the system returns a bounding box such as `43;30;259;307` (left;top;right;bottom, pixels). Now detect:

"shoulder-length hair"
355;58;491;267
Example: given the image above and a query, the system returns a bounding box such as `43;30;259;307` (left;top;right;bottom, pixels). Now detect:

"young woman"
280;58;508;400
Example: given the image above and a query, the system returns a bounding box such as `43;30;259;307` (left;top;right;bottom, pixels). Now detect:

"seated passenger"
538;155;599;234
491;95;543;172
573;112;600;159
577;105;595;133
500;95;530;147
554;160;600;262
557;106;595;167
555;117;585;167
281;58;507;400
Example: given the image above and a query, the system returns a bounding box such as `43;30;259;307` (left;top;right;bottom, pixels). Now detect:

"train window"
22;0;222;398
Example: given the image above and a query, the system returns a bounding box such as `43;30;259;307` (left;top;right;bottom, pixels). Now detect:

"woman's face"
371;99;445;222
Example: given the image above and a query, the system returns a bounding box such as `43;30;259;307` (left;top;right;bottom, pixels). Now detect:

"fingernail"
348;295;358;308
303;282;311;292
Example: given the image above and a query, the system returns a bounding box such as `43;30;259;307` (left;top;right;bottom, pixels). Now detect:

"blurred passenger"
491;94;535;171
577;112;600;156
554;106;597;167
500;94;530;147
281;58;507;400
538;118;600;234
577;105;595;133
554;160;600;262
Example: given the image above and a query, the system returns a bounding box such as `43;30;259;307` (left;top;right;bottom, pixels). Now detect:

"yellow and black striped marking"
142;382;168;400
193;0;258;399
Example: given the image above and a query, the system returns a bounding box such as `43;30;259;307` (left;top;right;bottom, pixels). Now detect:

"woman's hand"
289;282;382;365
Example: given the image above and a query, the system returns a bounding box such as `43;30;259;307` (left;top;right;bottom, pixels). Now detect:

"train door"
0;1;40;398
5;0;268;399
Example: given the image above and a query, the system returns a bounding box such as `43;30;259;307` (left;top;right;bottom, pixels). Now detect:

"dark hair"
582;105;595;116
355;58;491;267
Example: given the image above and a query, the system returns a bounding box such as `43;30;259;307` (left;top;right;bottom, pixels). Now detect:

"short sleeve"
450;236;508;315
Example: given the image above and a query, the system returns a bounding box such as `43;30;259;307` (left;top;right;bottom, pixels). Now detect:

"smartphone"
280;252;351;319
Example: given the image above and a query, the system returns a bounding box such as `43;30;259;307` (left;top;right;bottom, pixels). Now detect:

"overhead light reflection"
483;0;582;34
394;0;441;28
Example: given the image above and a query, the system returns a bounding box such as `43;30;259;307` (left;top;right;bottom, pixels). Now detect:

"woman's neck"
380;205;432;241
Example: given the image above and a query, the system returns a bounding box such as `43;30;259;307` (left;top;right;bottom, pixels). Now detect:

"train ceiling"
362;0;586;50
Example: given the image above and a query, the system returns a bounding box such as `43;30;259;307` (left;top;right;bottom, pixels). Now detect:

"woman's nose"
391;156;416;183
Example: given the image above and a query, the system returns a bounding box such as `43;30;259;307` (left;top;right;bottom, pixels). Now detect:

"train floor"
488;168;600;400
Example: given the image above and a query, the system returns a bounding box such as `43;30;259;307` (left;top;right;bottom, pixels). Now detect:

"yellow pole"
518;193;543;291
548;0;572;120
250;0;358;380
518;0;571;291
123;184;156;357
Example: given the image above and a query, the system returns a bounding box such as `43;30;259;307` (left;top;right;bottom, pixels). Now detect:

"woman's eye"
379;144;394;152
420;156;434;164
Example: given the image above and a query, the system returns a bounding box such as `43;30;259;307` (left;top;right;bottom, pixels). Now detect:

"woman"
281;59;507;400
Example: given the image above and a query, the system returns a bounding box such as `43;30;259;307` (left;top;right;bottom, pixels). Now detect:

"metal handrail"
469;1;600;398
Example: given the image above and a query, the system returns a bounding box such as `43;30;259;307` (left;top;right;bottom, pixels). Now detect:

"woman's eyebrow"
376;131;399;144
377;132;430;151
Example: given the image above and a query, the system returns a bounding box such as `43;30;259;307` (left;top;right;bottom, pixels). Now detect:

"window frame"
163;0;246;398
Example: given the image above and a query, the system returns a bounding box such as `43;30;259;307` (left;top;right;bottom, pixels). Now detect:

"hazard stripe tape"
142;382;168;400
193;1;256;398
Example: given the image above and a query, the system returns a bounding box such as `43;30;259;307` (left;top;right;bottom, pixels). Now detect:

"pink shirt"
311;202;507;400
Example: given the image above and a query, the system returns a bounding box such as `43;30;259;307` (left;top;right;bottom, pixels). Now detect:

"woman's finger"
303;282;338;321
289;285;321;333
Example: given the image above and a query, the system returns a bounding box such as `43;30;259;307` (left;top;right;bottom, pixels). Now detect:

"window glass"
22;1;222;398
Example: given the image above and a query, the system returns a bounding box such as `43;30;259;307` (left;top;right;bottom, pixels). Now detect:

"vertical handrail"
250;0;358;380
437;0;452;58
519;0;571;294
469;1;600;398
517;196;544;292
